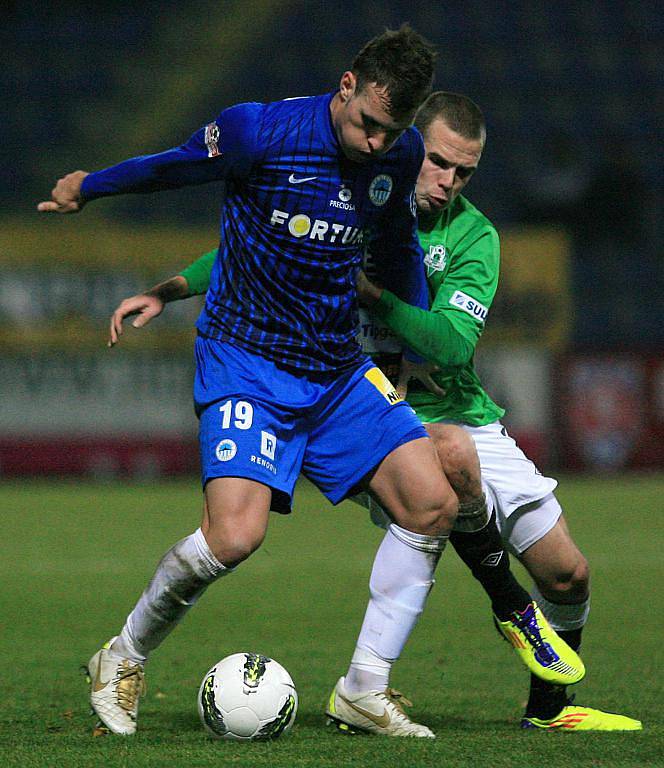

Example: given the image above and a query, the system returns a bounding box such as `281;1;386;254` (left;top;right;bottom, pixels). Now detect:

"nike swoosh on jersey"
346;699;391;728
288;174;318;184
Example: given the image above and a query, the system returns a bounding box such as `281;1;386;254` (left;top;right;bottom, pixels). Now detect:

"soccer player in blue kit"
39;26;458;737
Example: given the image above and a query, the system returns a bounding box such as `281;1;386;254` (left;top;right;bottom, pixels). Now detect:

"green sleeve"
178;249;217;295
372;291;474;368
429;227;499;347
372;225;499;369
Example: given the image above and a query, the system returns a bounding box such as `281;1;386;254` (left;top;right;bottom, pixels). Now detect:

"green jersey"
372;194;504;425
180;194;504;425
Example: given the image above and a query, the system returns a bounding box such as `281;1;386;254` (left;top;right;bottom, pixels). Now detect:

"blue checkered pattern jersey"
81;92;428;372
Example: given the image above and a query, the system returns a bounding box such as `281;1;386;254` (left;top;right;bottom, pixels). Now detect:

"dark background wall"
4;1;662;349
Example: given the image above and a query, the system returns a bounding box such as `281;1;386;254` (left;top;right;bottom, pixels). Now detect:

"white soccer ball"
198;652;298;741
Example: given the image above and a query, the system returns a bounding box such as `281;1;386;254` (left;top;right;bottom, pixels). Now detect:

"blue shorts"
194;336;426;513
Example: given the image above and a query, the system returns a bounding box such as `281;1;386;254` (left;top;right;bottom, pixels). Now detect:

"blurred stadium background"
2;1;663;478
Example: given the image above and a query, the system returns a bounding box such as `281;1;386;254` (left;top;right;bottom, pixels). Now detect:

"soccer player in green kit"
108;92;640;732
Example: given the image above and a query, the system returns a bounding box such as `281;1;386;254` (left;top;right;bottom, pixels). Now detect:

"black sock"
450;512;531;620
525;627;584;718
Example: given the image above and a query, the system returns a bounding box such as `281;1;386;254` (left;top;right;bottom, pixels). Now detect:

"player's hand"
396;357;446;400
356;269;383;307
37;170;89;214
108;294;165;347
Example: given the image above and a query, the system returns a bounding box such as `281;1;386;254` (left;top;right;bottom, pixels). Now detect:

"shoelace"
381;688;413;722
115;663;146;713
515;605;558;664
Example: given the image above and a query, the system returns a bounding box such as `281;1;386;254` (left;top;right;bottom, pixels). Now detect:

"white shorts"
460;421;560;555
355;420;561;556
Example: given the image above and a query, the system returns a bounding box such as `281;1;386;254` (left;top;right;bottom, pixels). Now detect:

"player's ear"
339;71;357;102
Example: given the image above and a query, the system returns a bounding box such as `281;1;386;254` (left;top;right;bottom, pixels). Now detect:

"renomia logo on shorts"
215;439;237;462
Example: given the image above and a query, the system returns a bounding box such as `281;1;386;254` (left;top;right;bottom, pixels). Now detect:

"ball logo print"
339;186;352;202
198;652;298;741
215;439;237;462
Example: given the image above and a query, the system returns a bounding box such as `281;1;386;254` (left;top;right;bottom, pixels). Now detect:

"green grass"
1;475;662;767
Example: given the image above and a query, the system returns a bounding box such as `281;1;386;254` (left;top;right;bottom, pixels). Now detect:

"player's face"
416;118;483;216
332;72;416;163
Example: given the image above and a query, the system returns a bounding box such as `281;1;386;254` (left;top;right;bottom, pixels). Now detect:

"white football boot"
325;676;435;737
87;638;146;735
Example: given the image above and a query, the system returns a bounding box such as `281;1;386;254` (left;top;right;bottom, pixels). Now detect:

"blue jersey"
82;92;428;372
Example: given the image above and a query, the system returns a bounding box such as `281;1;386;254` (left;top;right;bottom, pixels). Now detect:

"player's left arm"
368;225;500;369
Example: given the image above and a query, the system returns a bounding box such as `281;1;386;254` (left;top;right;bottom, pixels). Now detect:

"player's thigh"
368;436;457;535
518;512;589;596
425;422;483;501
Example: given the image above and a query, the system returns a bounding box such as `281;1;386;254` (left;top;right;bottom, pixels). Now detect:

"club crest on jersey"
368;174;393;206
424;244;447;275
204;122;221;158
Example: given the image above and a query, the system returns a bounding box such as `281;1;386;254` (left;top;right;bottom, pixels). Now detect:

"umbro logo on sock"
481;551;504;567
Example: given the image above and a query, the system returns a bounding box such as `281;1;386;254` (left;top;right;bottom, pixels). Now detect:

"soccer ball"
198;652;298;741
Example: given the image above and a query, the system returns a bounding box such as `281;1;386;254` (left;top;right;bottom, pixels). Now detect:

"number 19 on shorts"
219;399;254;430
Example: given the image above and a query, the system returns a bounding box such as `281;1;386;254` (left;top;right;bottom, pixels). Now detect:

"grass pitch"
1;475;662;767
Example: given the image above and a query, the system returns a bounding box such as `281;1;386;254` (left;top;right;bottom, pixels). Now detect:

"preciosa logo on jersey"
425;244;447;275
368;174;393;206
215;439;237;462
204;122;221;158
449;290;488;323
329;184;355;211
270;209;362;244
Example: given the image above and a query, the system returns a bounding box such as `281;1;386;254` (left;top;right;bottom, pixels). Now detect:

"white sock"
530;583;590;631
111;528;229;664
345;523;448;693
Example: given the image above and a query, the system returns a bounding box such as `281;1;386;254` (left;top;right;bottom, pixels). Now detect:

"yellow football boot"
495;602;585;685
522;705;642;731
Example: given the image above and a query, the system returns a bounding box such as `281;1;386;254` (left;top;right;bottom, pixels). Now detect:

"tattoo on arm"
146;275;189;303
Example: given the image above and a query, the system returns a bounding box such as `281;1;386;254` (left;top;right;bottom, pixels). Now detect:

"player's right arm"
108;249;217;347
38;103;262;213
364;222;499;371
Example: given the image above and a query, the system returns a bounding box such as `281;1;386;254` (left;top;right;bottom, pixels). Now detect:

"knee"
202;523;265;567
427;425;482;501
539;555;590;602
410;488;459;537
